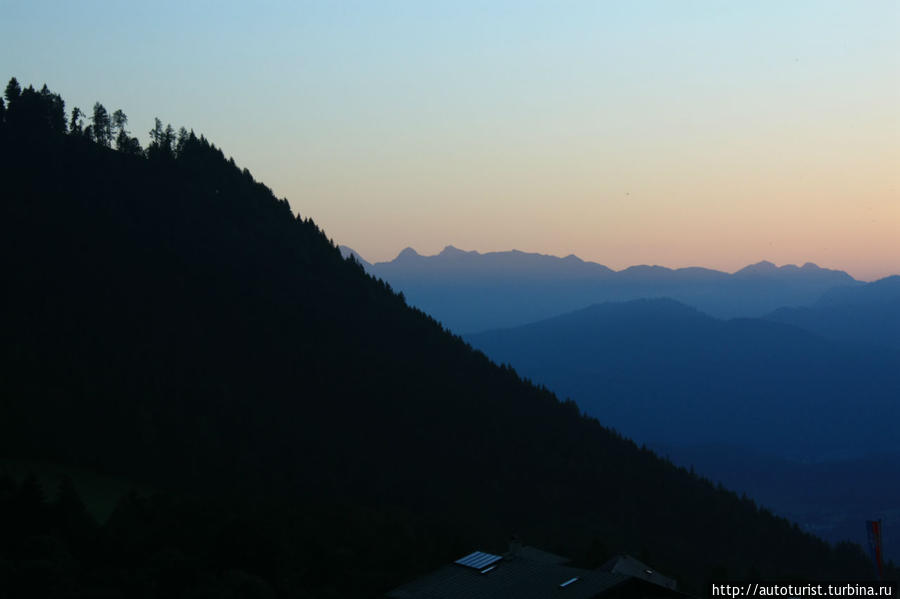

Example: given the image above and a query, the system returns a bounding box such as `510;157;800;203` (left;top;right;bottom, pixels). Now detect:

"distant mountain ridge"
341;245;859;333
344;245;616;280
465;297;900;460
766;275;900;350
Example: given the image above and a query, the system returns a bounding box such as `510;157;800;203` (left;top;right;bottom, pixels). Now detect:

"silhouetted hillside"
466;298;900;557
353;246;858;333
1;78;890;597
766;276;900;350
339;244;374;269
652;444;900;563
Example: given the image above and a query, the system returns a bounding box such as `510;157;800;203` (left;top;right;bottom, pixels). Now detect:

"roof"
515;545;571;565
601;555;678;590
387;545;691;599
386;554;629;599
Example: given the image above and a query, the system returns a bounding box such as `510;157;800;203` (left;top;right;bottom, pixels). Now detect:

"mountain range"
342;245;860;334
465;298;900;460
345;245;900;565
464;296;900;561
766;275;900;350
5;78;890;595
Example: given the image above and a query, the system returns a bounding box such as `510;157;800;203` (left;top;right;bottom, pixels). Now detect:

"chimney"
508;535;523;558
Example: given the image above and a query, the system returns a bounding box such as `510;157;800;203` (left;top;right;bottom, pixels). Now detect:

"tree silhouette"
112;108;127;140
111;108;142;154
5;76;20;104
147;117;176;159
120;134;143;156
91;102;111;147
69;106;84;135
148;116;163;144
175;126;189;156
39;84;66;134
2;80;65;137
164;123;175;154
52;476;98;555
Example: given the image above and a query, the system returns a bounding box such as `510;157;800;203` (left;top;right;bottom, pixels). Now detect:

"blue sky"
3;1;898;279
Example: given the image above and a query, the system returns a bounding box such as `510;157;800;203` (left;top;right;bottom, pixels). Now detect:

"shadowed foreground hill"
0;80;888;597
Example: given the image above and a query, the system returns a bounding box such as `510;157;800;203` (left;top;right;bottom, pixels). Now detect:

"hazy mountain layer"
766;276;900;350
466;298;900;460
344;245;858;333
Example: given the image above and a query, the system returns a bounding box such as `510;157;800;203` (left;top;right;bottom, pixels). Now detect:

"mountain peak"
737;260;778;275
439;245;477;257
734;260;855;281
621;264;670;275
395;247;421;260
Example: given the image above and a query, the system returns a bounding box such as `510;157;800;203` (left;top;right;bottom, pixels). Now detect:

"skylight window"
559;576;580;589
455;551;503;570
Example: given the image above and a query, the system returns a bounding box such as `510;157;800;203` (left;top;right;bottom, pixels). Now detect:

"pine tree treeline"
1;76;244;164
1;77;896;597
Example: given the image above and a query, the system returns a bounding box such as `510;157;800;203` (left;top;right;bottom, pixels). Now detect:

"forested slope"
0;79;889;597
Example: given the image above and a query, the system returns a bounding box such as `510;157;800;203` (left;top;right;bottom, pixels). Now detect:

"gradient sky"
3;1;898;280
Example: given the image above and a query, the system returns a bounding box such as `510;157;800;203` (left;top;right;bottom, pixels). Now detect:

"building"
386;543;688;599
602;555;678;591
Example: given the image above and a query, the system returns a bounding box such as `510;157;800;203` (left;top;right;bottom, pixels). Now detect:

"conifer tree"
175;126;189;156
92;102;111;147
112;109;127;139
39;84;66;134
149;117;163;145
113;110;139;153
164;123;175;154
119;134;143;156
53;476;98;551
5;77;21;105
69;106;84;135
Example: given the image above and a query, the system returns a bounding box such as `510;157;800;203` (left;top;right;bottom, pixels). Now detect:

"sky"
2;1;898;280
